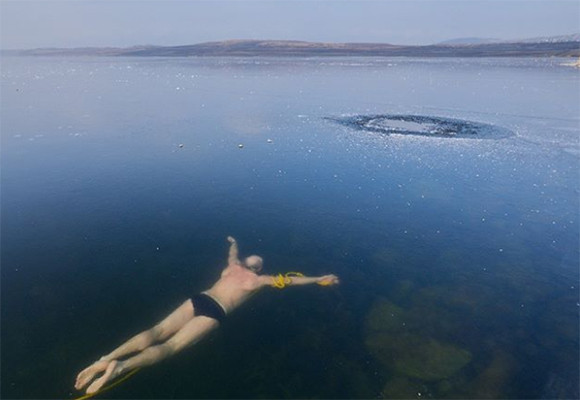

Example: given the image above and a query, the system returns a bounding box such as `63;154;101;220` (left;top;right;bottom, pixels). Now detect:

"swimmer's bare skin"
74;236;339;394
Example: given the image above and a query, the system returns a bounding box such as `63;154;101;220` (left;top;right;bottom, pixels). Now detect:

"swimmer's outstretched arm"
260;274;340;287
227;236;240;264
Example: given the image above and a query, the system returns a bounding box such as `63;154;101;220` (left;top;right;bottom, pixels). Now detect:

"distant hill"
513;33;580;44
10;35;580;58
438;33;580;46
437;38;500;45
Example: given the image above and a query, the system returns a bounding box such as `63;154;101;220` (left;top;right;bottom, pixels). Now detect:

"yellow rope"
272;272;304;288
72;368;141;400
271;272;336;288
271;274;286;288
272;272;336;288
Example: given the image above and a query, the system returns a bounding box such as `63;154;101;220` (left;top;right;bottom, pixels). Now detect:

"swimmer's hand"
227;236;236;243
317;274;340;286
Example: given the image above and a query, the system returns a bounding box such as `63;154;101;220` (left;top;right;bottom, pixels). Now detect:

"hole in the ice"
327;114;513;139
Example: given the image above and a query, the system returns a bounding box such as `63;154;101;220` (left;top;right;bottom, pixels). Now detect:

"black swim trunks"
191;293;227;323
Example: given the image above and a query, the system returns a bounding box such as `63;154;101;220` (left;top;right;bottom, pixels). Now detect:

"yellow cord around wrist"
271;272;335;288
272;272;304;289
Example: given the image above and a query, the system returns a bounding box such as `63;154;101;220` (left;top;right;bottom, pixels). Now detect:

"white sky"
1;0;579;49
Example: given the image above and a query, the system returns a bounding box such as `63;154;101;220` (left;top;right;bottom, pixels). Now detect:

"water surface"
1;56;578;399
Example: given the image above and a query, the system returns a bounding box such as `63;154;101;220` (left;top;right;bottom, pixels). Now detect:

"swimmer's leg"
85;360;119;394
85;316;219;394
101;300;194;361
75;360;109;390
75;300;194;390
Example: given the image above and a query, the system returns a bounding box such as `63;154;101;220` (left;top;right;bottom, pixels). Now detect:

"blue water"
1;56;578;399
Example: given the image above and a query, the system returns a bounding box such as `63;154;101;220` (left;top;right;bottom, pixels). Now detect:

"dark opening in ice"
327;114;513;139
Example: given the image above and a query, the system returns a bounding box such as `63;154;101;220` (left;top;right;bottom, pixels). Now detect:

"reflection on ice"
328;114;514;140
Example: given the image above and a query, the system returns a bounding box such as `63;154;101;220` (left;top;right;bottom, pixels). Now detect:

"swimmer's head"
243;255;263;273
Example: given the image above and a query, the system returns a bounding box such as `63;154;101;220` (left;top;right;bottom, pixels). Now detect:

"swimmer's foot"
75;359;110;390
86;360;120;394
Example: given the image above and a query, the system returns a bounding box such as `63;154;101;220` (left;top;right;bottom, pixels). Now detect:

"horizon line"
3;33;580;52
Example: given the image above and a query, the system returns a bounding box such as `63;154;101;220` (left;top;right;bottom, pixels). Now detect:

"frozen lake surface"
1;56;579;399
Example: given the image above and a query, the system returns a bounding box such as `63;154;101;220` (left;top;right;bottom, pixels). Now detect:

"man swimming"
74;236;339;394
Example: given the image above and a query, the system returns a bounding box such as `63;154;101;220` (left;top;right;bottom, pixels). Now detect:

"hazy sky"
1;0;579;49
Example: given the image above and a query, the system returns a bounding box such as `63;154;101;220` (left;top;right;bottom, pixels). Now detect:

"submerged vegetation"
365;298;472;396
